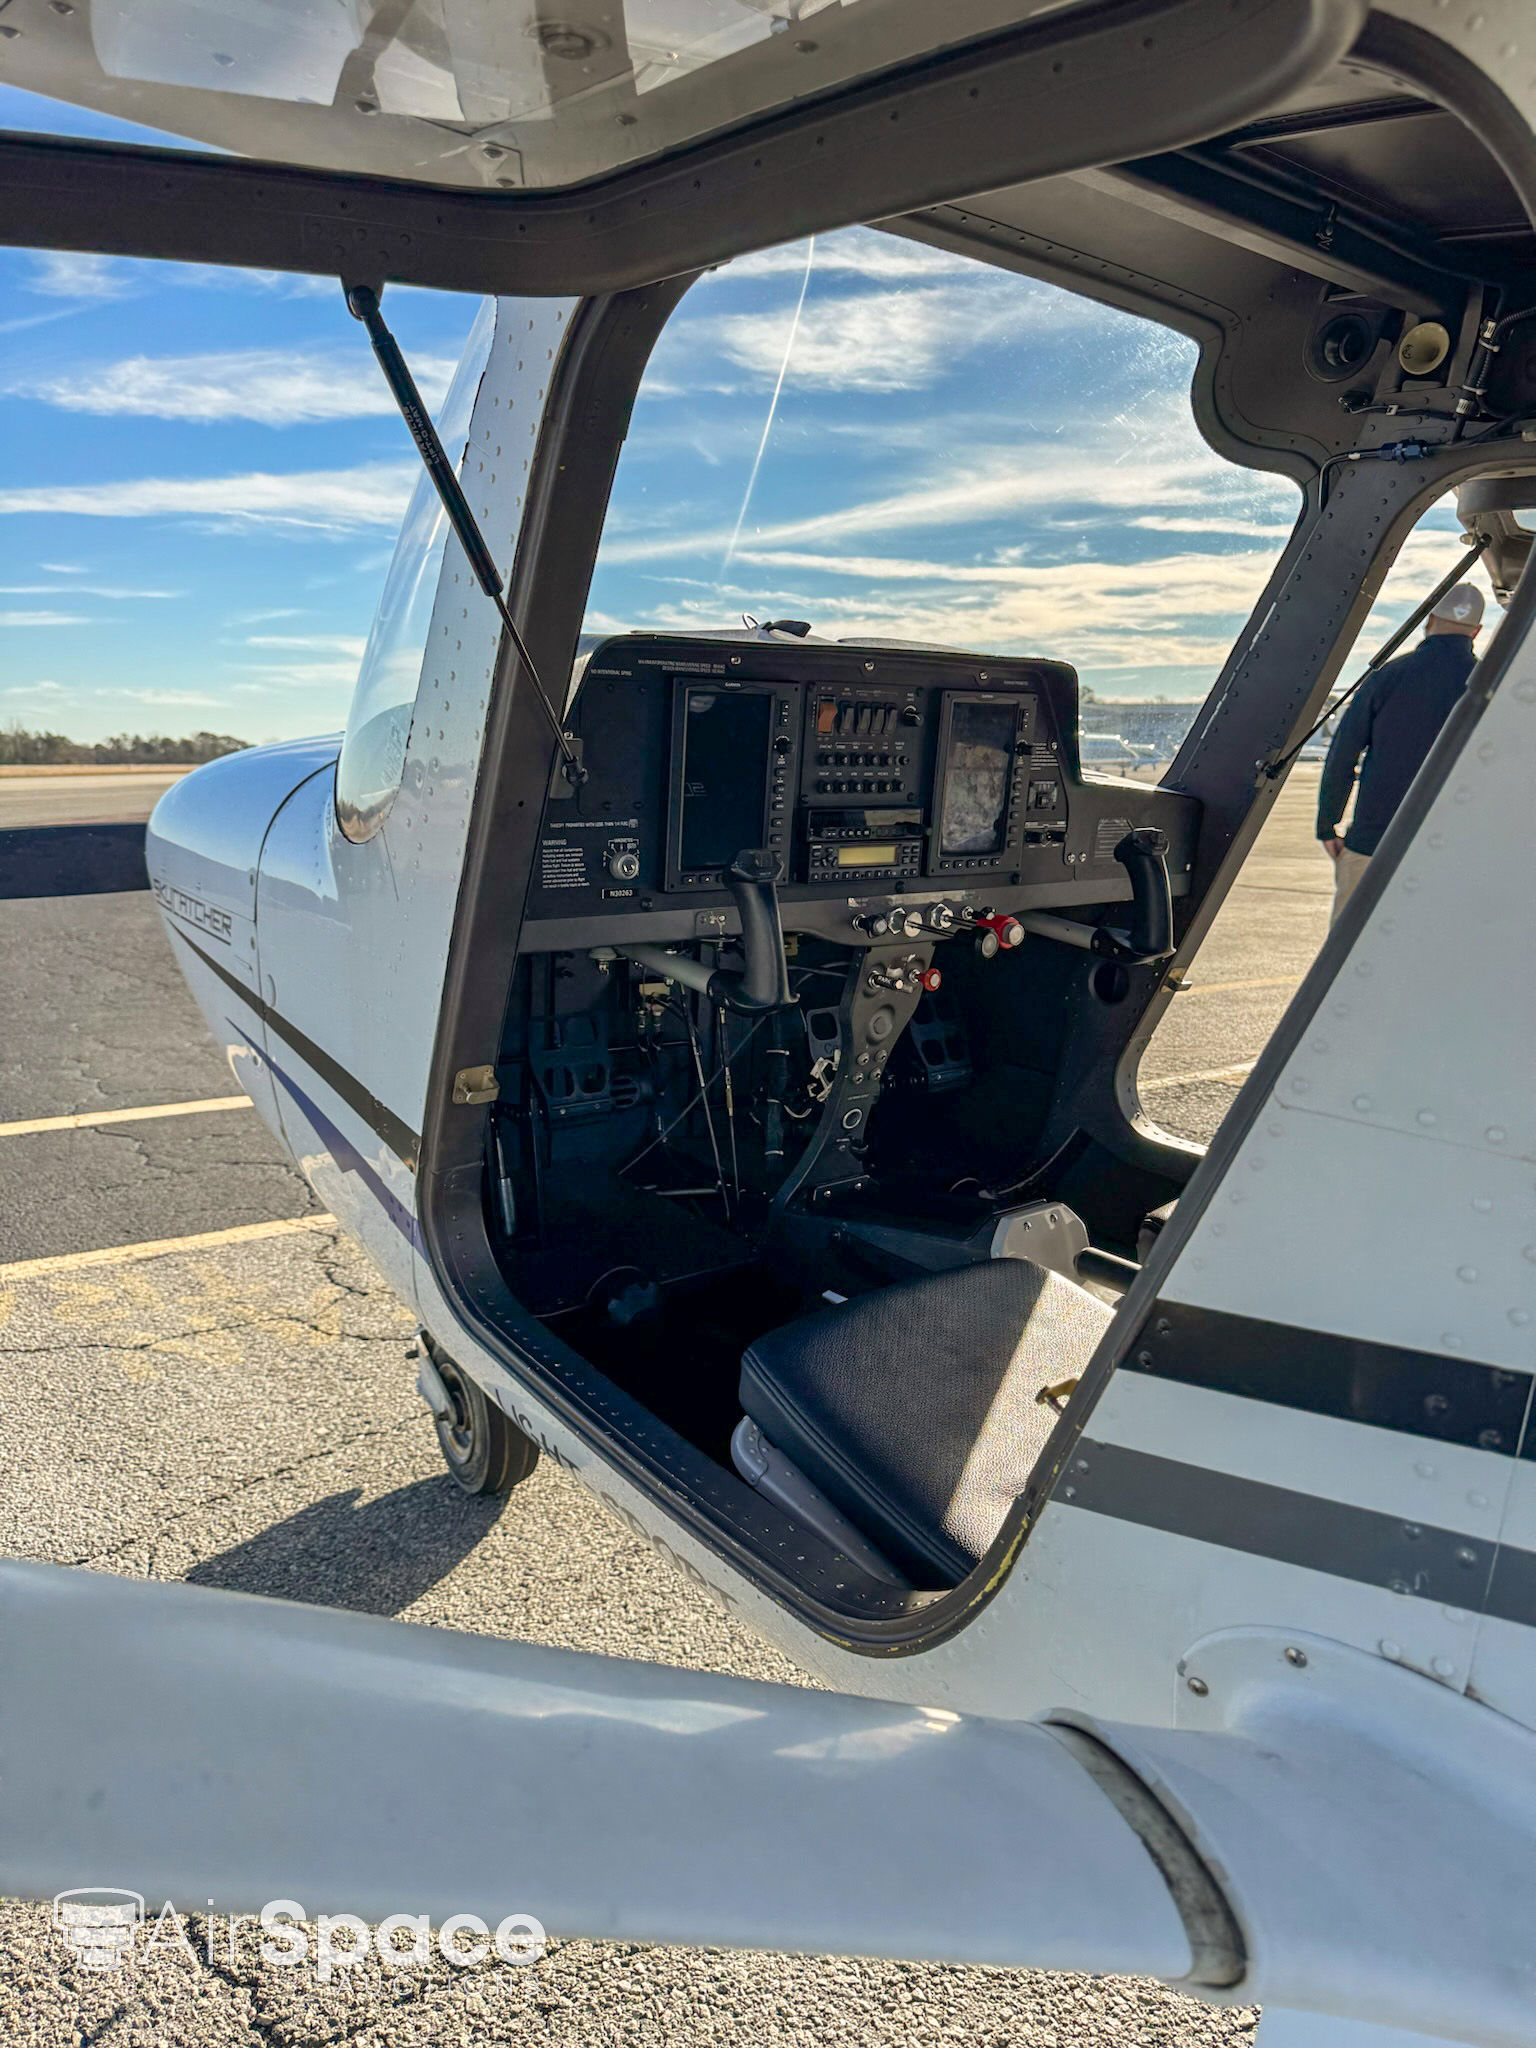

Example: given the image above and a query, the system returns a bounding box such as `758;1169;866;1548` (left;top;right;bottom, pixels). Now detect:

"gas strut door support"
713;850;796;1014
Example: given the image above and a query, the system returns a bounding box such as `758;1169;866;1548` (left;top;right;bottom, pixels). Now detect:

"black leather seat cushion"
739;1260;1113;1584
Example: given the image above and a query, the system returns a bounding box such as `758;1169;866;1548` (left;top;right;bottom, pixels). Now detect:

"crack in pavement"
0;1316;411;1358
64;1414;428;1573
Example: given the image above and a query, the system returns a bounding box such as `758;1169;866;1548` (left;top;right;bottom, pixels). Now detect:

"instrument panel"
522;635;1198;947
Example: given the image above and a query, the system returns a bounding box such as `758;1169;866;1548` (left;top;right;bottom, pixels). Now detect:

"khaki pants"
1329;847;1370;928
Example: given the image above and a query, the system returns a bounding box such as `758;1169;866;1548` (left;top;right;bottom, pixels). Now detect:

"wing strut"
345;283;586;785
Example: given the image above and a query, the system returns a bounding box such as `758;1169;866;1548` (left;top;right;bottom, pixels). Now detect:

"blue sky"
0;83;1493;745
0;85;479;744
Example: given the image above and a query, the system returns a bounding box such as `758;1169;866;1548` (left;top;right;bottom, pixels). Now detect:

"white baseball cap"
1430;582;1484;625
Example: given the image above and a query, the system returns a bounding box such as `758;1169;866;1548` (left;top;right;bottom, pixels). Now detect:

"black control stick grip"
712;849;795;1014
1111;827;1173;961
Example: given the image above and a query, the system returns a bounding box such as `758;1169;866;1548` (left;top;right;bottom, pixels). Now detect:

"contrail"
722;235;815;575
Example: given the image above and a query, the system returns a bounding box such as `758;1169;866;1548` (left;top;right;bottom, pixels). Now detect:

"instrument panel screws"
1284;1646;1308;1668
1185;1675;1209;1697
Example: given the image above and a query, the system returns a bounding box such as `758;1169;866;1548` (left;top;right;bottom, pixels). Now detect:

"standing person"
1317;581;1483;925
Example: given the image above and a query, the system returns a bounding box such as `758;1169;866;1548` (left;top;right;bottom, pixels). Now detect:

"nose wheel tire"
430;1352;540;1497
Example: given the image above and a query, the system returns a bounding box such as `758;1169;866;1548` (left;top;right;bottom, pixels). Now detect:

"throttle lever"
712;849;796;1014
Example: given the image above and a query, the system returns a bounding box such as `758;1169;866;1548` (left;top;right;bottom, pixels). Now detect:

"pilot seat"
733;1258;1112;1587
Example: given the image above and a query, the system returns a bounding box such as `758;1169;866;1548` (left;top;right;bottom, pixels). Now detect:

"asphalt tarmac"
0;772;1329;2046
0;769;188;827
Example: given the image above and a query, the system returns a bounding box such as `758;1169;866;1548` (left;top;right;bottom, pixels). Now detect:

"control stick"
1112;827;1173;962
1006;832;1174;966
712;850;796;1014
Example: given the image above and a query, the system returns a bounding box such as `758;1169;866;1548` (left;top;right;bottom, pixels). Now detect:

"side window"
584;227;1296;698
335;298;494;843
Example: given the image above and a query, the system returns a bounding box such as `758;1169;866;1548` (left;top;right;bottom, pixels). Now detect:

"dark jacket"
1316;633;1476;856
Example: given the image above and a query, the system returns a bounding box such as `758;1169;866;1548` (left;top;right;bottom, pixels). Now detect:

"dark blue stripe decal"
171;926;421;1169
1058;1437;1536;1630
1126;1299;1532;1458
236;1027;420;1252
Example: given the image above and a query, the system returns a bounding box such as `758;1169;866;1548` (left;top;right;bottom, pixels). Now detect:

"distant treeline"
0;722;249;767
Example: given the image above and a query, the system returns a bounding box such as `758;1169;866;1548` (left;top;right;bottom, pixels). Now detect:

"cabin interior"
411;31;1536;1625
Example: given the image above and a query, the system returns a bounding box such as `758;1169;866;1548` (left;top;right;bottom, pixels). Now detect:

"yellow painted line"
0;1213;336;1284
0;1094;251;1140
1177;976;1300;996
1141;1061;1256;1093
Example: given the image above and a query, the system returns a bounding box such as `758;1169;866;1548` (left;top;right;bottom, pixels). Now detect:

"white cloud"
233;658;363;689
243;633;367;654
163;264;342;300
27;253;134;300
729;236;985;282
603;435;1282;566
10;348;455;426
1;680;65;695
0;583;182;599
0;307;81;339
707;544;1280;660
1132;515;1299;538
0;610;94;626
601;507;1492;688
709;283;1045;393
40;563;88;574
110;689;224;708
0;462;415;533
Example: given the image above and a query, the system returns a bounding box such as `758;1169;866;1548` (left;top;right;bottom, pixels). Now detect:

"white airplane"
2;2;1535;2041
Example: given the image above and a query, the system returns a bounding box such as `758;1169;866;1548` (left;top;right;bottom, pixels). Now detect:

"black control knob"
852;911;892;939
606;848;640;883
866;955;924;995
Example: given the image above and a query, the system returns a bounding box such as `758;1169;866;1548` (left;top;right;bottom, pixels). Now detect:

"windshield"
335;298;494;844
585;227;1299;712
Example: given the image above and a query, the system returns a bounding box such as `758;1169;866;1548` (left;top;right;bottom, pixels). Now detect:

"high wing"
4;1560;1535;2048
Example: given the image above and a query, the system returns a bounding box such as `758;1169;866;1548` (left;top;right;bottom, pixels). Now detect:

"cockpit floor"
501;1165;748;1319
549;1261;805;1467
